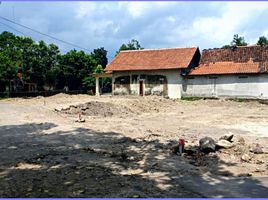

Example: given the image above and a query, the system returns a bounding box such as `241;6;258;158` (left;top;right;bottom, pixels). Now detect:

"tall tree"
0;32;21;92
222;34;248;48
116;39;143;55
91;47;108;68
231;34;248;47
257;36;268;46
59;49;97;90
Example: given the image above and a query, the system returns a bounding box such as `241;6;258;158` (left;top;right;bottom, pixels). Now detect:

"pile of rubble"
55;101;133;118
173;133;267;154
172;134;268;176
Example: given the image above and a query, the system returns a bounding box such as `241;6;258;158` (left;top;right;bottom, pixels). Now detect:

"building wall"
182;74;268;99
112;69;182;99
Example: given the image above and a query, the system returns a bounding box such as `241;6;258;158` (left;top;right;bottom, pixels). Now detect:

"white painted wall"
182;74;268;99
165;70;182;99
112;69;182;99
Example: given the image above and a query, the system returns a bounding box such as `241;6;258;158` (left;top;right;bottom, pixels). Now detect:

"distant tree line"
0;31;108;93
222;34;268;49
0;31;144;94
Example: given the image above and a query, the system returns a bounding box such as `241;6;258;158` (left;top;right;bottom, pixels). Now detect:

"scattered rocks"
75;119;85;123
199;137;216;153
241;154;252;162
256;160;265;164
237;136;246;145
219;133;234;142
250;143;264;154
254;167;265;173
216;139;235;149
238;173;252;177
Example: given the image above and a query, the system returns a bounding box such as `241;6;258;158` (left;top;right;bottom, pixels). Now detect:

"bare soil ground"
0;94;268;197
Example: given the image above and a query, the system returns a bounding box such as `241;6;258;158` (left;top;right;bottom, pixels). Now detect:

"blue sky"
1;1;268;61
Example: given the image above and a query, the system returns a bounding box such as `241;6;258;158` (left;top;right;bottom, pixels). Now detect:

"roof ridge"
203;45;265;51
120;46;197;53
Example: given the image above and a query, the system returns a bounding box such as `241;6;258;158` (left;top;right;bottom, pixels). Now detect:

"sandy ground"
0;94;268;197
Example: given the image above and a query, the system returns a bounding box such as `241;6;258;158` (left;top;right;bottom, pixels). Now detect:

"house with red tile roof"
103;47;200;99
93;45;268;99
183;45;268;98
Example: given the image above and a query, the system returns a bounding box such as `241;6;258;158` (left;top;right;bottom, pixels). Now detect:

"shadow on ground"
0;123;267;197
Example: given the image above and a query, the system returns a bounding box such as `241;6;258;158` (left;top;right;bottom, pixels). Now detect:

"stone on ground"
216;139;235;149
199;137;216;153
219;133;234;142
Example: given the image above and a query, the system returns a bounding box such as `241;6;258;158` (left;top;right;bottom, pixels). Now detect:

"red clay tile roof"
105;47;198;71
189;61;260;75
189;46;268;75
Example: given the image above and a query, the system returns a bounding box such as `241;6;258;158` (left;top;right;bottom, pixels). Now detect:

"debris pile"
56;101;132;117
171;133;267;176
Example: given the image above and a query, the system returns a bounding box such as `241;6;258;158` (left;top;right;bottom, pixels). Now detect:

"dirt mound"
59;101;133;117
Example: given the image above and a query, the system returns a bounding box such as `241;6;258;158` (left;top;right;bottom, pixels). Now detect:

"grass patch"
181;96;203;101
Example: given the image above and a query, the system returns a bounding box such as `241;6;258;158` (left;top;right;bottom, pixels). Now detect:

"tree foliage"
257;36;268;46
231;34;248;47
91;47;108;68
0;31;108;93
116;39;143;55
222;34;248;49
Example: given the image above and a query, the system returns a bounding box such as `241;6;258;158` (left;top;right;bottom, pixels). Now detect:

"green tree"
59;49;97;90
222;45;231;49
231;34;248;47
91;47;108;68
0;51;17;92
0;31;103;93
0;32;20;92
45;66;60;90
93;64;104;73
222;34;248;48
116;39;143;55
257;36;268;46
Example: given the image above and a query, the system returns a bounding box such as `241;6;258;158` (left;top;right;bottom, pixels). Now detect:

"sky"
1;1;268;61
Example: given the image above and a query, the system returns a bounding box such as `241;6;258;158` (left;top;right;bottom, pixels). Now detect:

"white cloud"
118;1;178;19
177;2;268;47
76;2;97;18
2;1;268;58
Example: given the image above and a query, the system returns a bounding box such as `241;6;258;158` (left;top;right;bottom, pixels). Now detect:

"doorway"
139;80;144;96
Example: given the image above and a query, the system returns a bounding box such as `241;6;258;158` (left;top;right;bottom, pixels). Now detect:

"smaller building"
104;47;200;99
183;45;268;99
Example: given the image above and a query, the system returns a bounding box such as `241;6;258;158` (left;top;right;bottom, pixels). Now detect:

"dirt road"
0;94;268;197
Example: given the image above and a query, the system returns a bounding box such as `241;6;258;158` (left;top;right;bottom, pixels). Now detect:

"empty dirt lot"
0;94;268;197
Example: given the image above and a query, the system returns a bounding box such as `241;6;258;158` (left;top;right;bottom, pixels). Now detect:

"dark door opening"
139;80;144;96
100;77;112;94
